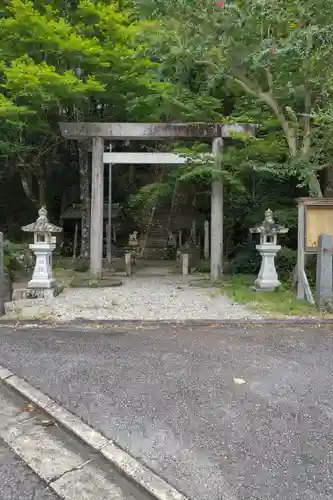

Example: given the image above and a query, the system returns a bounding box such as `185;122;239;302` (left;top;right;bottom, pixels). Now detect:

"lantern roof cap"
250;208;288;235
22;207;62;233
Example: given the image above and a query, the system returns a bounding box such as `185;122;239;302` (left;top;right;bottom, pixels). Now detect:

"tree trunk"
308;172;322;197
35;158;46;209
324;166;333;197
79;140;90;259
37;168;47;207
38;181;46;207
20;171;36;204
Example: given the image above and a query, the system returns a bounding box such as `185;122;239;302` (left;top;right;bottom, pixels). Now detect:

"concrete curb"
0;318;333;329
0;364;188;500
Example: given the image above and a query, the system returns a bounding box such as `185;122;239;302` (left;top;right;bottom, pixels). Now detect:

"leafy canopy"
146;0;333;195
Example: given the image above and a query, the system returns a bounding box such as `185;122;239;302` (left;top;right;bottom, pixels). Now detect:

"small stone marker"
167;232;177;248
316;234;333;310
178;229;183;248
125;252;132;276
204;220;209;260
181;253;189;276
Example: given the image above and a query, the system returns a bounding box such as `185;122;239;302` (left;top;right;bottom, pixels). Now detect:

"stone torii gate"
59;122;255;281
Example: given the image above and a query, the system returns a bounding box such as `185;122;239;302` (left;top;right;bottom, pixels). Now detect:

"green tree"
146;0;333;196
0;0;173;216
0;0;104;206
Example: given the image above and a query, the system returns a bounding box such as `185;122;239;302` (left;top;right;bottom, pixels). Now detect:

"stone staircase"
141;213;172;260
139;207;205;260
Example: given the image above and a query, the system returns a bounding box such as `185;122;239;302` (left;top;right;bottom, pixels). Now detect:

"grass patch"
220;274;320;317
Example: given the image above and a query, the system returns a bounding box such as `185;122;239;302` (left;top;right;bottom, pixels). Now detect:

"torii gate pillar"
211;138;223;281
90;137;104;278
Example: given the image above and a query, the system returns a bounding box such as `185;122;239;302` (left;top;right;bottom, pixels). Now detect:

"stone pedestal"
125;252;132;276
316;234;333;309
28;243;55;289
254;244;281;291
181;253;189;276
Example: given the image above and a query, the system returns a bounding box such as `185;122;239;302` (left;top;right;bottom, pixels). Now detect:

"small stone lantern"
22;207;62;292
250;208;288;291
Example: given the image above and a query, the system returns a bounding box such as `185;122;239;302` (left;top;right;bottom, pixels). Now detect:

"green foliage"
276;247;297;282
146;0;333;195
230;244;261;275
3;241;30;279
0;0;180;214
128;181;173;212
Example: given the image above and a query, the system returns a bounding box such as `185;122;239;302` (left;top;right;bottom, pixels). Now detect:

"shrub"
196;261;211;273
275;247;297;282
230;243;261;275
3;241;32;280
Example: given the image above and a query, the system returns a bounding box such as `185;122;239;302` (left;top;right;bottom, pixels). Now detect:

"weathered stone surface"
181;253;189;276
316;234;333;309
22;207;62;235
59;122;256;140
4;275;12;303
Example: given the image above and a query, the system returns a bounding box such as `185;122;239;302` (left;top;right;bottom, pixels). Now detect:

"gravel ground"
5;275;260;321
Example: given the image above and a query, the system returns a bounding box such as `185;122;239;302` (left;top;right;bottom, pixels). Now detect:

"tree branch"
227;72;297;156
225;73;260;97
191;57;219;70
264;67;273;93
259;92;297;156
301;88;311;155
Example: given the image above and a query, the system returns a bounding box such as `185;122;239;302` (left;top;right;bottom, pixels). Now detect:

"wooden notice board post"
297;198;333;304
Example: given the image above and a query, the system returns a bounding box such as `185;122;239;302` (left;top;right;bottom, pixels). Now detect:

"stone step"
141;248;166;259
145;228;168;234
146;238;167;248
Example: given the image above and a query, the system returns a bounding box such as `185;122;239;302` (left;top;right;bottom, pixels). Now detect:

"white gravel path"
6;275;261;321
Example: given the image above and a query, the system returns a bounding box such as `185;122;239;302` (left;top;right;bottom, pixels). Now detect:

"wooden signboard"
297;198;333;304
301;198;333;252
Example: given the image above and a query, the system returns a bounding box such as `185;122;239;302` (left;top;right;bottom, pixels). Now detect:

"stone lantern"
250;208;288;291
22;207;62;293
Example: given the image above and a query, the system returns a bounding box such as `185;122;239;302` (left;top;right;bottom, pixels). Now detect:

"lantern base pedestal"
252;282;281;292
253;244;281;291
28;278;56;289
13;283;64;301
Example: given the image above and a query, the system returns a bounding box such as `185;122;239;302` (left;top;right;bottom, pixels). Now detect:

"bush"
196;261;210;273
305;255;317;288
275;247;297;282
3;241;32;280
230;243;261;275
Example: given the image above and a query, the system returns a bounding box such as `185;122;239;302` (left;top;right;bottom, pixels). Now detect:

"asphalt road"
0;322;332;500
0;438;58;500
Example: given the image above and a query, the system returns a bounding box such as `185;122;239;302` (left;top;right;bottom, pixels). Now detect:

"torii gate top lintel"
59;122;256;140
